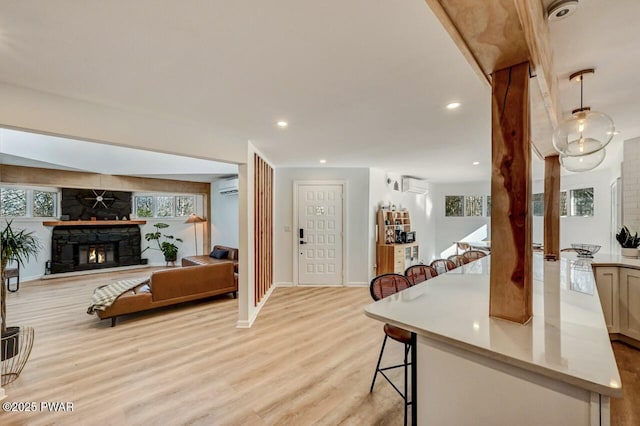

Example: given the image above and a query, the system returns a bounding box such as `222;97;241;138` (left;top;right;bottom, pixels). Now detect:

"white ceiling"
0;0;636;183
0;0;491;182
0;128;237;182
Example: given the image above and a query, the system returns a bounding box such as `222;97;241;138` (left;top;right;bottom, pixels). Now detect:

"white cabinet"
593;267;620;333
620;268;640;340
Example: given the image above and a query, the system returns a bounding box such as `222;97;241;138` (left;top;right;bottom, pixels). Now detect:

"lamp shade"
184;214;205;224
552;110;614;157
560;149;606;172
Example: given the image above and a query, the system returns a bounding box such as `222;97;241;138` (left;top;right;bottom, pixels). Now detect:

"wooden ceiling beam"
422;0;490;86
423;0;560;158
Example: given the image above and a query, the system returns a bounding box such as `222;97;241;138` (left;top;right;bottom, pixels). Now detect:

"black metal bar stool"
369;273;413;426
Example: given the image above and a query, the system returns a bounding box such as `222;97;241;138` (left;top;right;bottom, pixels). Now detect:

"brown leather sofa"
182;245;239;273
97;262;237;326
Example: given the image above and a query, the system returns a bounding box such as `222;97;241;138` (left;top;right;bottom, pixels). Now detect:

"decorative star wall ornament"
84;190;115;209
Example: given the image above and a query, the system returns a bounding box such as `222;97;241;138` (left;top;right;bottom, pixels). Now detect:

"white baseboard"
236;283;277;328
276;282;368;288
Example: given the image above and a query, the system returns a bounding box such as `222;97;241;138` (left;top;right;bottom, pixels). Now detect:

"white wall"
368;169;436;276
139;218;198;264
273;167;370;285
533;168;617;255
431;181;492;258
211;178;239;249
2;218;52;282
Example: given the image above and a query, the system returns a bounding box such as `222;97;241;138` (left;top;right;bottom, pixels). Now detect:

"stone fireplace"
50;225;142;274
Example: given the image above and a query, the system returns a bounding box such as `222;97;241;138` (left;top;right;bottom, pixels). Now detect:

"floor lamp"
185;214;206;255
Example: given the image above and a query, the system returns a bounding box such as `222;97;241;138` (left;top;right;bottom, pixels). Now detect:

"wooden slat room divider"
254;154;273;306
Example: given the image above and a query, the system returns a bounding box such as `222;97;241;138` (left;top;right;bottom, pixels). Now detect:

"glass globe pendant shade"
552;110;614;157
560;149;606;172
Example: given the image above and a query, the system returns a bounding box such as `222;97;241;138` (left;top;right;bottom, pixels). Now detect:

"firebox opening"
78;244;116;267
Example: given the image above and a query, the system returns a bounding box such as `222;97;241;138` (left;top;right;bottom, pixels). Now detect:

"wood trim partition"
254;154;273;306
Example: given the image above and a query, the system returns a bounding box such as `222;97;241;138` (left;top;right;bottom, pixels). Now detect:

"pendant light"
552;69;615;157
559;149;606;173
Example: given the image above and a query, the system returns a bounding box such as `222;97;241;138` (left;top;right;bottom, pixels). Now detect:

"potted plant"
142;223;183;264
616;226;640;258
1;221;40;361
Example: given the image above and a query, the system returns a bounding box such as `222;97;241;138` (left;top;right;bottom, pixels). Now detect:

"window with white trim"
445;195;485;217
570;188;594;217
133;194;196;218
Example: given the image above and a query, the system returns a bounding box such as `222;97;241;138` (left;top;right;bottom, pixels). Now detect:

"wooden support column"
489;62;532;324
544;155;561;258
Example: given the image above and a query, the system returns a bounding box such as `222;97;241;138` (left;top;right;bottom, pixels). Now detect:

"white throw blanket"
87;276;150;314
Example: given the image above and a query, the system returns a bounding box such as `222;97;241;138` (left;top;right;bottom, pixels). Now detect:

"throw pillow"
210;249;229;259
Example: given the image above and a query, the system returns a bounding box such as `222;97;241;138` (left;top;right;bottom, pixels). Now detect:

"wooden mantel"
42;220;147;227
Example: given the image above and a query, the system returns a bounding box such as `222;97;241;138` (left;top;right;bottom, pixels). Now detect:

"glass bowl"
571;243;601;258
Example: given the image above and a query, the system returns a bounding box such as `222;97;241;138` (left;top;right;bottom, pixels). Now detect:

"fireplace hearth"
50;225;142;273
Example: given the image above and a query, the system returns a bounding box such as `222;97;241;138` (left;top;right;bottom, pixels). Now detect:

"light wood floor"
1;270;407;425
2;271;639;425
611;341;640;426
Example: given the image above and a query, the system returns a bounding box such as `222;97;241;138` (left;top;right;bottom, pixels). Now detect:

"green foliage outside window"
176;196;195;217
560;191;568;216
136;196;154;217
533;193;544;217
445;196;464;217
33;191;56;217
0;188;27;217
156;196;174;217
571;188;594;217
464;196;483;217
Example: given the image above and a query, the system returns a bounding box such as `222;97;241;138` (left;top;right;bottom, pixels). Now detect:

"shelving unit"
376;208;419;274
377;209;411;245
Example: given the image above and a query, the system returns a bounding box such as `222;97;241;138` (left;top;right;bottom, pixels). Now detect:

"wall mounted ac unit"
402;177;428;194
218;178;238;195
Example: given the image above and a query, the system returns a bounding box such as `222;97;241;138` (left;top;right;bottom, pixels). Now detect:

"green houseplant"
616;226;640;258
143;223;183;263
1;221;40;363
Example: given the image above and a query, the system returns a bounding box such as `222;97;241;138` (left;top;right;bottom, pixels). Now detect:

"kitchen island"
364;254;621;425
589;253;640;347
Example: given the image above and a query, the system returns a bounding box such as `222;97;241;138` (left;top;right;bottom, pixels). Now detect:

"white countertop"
586;252;640;269
364;254;622;397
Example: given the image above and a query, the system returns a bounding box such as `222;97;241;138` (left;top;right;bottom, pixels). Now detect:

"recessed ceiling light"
276;121;288;128
606;130;621;135
472;161;480;166
446;102;461;110
319;159;327;164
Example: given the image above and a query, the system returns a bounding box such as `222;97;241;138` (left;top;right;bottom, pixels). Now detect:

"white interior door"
297;184;343;285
